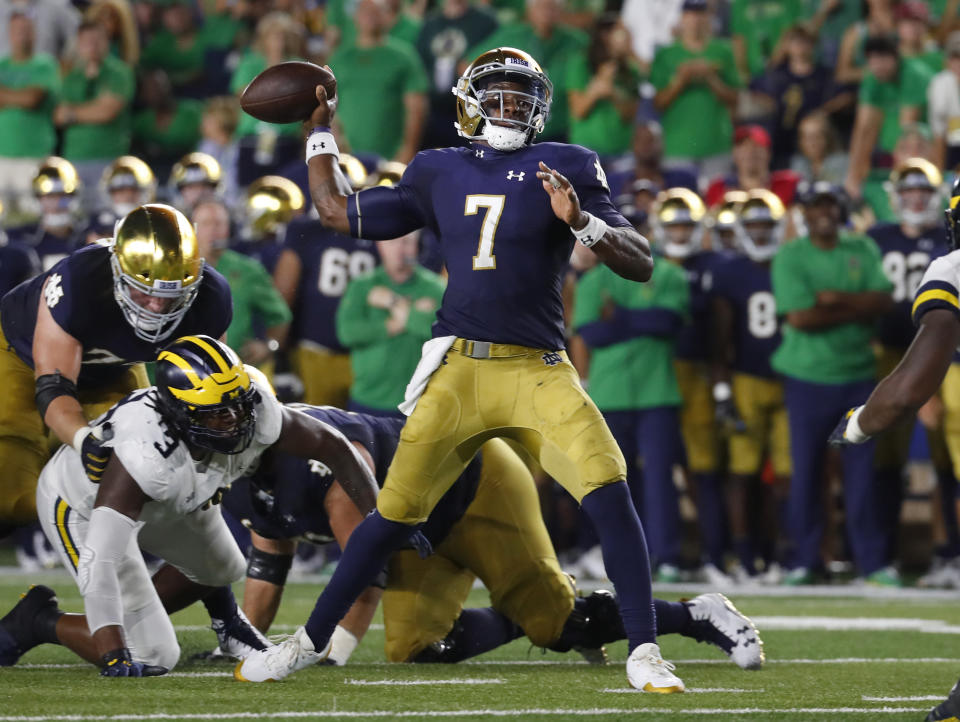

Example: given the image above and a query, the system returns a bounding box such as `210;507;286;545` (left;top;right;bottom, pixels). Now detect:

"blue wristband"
311;126;332;134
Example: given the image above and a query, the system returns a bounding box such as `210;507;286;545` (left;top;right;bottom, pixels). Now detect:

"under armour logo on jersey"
475;149;484;158
44;273;64;308
542;351;562;366
507;171;525;181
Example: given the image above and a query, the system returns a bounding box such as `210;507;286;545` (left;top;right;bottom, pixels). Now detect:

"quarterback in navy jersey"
711;190;791;580
222;405;762;669
0;204;232;530
273;214;379;408
238;48;687;693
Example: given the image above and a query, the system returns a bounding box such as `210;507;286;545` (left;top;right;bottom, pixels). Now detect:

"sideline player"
0;336;380;676
239;48;684;692
831;177;960;722
220;405;763;669
0;204;232;533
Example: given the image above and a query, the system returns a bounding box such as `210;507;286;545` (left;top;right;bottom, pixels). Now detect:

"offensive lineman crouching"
0;336;381;676
224;406;764;669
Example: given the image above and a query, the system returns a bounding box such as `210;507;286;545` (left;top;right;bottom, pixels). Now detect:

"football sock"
304;511;415;648
202;586;238;621
692;472;726;568
581;482;655;651
444;609;523;662
654;599;692;636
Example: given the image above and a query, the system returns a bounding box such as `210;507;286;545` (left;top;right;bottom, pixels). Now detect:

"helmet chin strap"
484;124;528;151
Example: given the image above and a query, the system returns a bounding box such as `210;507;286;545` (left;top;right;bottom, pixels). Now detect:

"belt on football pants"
451;338;551;359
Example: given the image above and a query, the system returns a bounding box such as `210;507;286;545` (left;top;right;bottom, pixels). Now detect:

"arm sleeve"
335;276;388;348
78;505;143;634
913;254;960;324
772;246;816;314
347;155;430;240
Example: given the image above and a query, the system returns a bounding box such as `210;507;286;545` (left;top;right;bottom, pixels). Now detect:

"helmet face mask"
110;204;204;343
887;158;943;229
454;48;552;151
156;335;259;456
101;156;156;218
33;157;81;229
733;190;786;262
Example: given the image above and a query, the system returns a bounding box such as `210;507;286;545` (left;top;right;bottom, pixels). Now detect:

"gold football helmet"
453;47;552;151
371;160;406;187
110;204;204;343
734;189;786;262
337;153;369;191
100;156;157;216
711;190;748;250
886;157;944;228
171;152;222;189
651;188;707;259
33;157;80;197
243;176;305;240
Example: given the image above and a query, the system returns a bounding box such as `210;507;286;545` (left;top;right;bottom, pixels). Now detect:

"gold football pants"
382;438;575;661
0;322;148;524
728;373;791;477
674;359;721;473
376;341;627;525
291;343;352;408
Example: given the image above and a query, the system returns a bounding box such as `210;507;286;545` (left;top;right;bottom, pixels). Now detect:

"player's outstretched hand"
537;161;584;228
308;68;338;128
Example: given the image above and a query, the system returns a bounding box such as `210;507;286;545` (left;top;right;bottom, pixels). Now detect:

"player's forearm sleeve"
347;186;427;240
78;506;141;633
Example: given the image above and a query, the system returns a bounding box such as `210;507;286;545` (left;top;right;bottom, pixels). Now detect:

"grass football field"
1;570;959;721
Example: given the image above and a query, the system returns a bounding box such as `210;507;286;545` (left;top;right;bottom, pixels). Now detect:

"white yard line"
862;695;945;702
0;707;933;721
753;615;960;634
603;688;760;694
344;678;505;686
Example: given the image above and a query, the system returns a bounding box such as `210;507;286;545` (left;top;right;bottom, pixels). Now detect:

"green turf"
1;574;957;721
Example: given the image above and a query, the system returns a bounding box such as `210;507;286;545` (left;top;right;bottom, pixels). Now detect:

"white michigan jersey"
40;367;283;525
912;250;960;328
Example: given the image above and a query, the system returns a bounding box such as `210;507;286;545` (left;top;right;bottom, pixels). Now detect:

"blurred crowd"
3;0;960;589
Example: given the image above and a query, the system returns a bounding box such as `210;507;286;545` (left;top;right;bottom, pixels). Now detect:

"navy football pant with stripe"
783;377;887;575
603;407;683;568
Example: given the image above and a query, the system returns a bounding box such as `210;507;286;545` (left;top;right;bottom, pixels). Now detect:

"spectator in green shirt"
466;0;588;141
567;15;639;159
336;232;445;417
572;253;689;580
730;0;805;79
845;34;933;202
326;0;424;52
0;12;59;216
329;0;429;162
650;0;741;179
54;20;135;210
132;70;203;176
192;198;292;379
771;182;897;585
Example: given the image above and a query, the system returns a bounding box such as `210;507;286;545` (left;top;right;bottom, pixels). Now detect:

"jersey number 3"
465;195;505;270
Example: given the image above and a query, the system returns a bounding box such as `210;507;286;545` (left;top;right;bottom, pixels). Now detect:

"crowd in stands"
3;0;960;589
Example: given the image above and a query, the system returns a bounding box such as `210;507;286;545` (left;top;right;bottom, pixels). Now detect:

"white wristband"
72;425;92;454
327;624;358;666
571;212;608;248
305;132;339;163
845;405;871;443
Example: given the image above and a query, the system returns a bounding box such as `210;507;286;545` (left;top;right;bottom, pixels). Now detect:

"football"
240;61;337;124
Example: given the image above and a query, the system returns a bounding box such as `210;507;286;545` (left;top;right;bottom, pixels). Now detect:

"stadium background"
1;0;959;593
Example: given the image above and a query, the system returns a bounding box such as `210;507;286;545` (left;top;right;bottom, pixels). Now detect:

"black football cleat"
0;585;61;666
927;677;960;721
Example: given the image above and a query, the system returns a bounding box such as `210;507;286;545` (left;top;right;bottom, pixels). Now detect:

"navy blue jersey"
674;250;725;362
7;224;84;272
868;222;949;349
281;216;379;351
223;405;480;546
231;238;284;275
0;238;40;297
346;142;630;351
0;243;233;386
712;254;780;378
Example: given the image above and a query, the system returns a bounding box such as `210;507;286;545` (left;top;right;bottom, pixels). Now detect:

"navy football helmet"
155;335;259;455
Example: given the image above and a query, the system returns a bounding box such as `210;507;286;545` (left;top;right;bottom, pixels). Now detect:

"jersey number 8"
747;291;777;339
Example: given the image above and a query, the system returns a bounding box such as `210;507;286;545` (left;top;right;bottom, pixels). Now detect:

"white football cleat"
212;608;271;661
234;626;330;682
626;642;685;693
685;592;764;670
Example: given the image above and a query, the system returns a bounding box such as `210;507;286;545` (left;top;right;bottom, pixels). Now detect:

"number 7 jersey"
346;142;632;351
